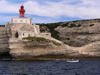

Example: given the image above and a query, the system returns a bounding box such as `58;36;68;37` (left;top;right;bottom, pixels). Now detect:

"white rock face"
9;40;100;58
55;20;100;47
0;27;9;52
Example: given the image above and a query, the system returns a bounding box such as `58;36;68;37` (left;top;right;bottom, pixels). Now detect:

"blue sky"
0;0;100;24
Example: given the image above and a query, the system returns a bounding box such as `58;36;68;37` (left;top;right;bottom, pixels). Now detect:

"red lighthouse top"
19;5;25;17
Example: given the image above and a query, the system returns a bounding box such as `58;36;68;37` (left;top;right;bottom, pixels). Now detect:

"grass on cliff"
23;37;61;46
23;37;48;42
52;41;61;46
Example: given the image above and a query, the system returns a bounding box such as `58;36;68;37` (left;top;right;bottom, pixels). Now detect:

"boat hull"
67;59;79;62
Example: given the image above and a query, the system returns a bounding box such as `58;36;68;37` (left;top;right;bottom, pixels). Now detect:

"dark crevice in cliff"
0;52;12;59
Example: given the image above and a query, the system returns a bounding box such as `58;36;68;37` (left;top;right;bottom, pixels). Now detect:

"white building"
11;17;32;25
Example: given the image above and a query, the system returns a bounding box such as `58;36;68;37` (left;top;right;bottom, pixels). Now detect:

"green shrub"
69;24;76;28
40;29;45;32
73;20;79;22
23;37;61;46
76;24;81;27
81;19;89;21
62;23;69;27
68;24;81;28
23;37;48;42
90;24;94;27
67;38;70;40
52;41;61;46
0;25;5;27
37;22;62;40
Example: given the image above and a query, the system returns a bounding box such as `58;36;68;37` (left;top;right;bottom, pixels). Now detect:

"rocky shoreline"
1;56;100;61
13;57;100;60
0;39;100;60
1;18;100;60
7;40;100;60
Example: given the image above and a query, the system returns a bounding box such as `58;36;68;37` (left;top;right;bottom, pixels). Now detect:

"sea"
0;59;100;75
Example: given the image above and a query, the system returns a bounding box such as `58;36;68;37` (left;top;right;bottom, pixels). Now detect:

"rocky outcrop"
39;19;100;47
9;39;100;59
0;27;11;58
9;40;67;58
0;27;9;52
54;19;100;47
1;18;100;59
79;41;100;56
7;19;100;59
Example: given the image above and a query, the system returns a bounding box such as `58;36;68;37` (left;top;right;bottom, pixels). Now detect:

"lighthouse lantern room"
19;5;25;17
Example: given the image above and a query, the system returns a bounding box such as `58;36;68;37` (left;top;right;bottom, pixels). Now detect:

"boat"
66;59;79;62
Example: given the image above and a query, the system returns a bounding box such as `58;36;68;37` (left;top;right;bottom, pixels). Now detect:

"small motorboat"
66;59;79;62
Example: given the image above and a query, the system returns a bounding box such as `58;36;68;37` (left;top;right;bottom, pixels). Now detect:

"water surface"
0;59;100;75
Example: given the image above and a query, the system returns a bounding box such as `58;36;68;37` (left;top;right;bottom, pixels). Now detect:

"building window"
28;34;30;37
46;34;49;35
15;20;17;23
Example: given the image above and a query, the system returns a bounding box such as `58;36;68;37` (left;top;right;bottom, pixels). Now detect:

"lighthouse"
11;5;32;24
5;4;51;42
19;5;25;17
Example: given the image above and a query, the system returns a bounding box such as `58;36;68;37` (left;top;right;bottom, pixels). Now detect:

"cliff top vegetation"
36;22;62;40
22;37;61;46
0;25;5;27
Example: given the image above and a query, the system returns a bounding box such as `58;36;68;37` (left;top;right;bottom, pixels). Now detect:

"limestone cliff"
9;40;100;59
39;19;100;47
1;18;100;59
9;40;67;58
0;27;11;59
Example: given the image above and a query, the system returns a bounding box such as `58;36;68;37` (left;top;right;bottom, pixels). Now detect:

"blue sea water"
0;59;100;75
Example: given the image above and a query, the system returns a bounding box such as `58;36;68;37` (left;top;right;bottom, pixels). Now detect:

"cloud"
25;0;100;19
0;0;100;24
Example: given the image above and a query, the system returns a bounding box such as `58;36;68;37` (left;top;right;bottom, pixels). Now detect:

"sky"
0;0;100;24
